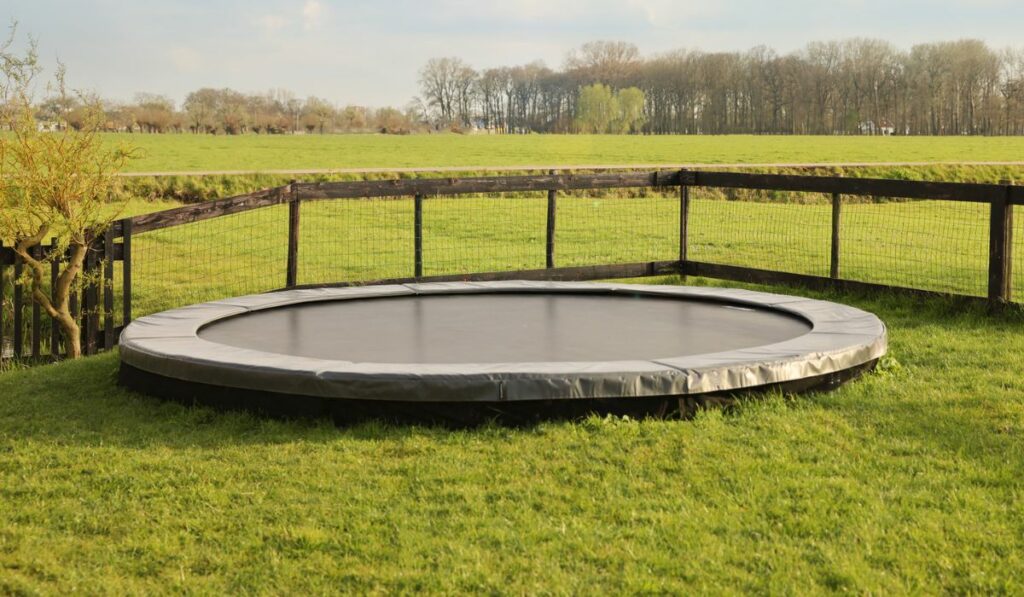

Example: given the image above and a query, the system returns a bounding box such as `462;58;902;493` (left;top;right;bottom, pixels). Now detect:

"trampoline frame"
119;281;887;408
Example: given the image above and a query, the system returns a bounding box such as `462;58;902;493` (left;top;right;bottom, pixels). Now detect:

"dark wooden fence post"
84;234;99;356
30;244;41;358
103;228;115;350
680;171;691;268
286;181;301;288
50;237;60;360
0;241;6;360
122;219;133;328
414;193;424;278
546;170;557;269
13;252;23;358
830;192;842;279
988;181;1014;305
69;248;78;359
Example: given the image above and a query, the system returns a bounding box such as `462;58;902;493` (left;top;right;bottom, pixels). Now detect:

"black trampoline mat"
198;293;811;364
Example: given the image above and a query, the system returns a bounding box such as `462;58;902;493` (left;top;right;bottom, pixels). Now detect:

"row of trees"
37;89;426;135
419;39;1024;135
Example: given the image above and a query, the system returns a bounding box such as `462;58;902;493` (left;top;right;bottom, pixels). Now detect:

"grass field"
2;278;1023;593
3;135;1024;592
109;133;1024;173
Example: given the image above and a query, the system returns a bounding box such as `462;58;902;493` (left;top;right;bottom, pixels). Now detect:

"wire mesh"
0;246;65;361
65;184;1011;336
688;189;832;276
423;194;547;276
5;178;1019;369
130;204;288;318
0;239;142;363
0;263;12;359
840;199;988;296
557;191;679;267
688;189;989;295
298;197;412;285
1011;206;1024;302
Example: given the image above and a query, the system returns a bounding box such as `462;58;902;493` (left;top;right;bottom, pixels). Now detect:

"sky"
4;0;1024;108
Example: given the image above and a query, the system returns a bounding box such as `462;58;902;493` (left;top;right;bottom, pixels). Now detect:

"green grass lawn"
110;133;1024;173
4;136;1024;591
1;278;1022;593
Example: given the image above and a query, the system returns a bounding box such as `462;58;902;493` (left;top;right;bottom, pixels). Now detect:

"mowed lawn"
1;278;1023;593
110;133;1024;173
4;137;1024;592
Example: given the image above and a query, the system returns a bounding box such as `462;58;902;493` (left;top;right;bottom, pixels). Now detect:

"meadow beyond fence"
1;169;1020;361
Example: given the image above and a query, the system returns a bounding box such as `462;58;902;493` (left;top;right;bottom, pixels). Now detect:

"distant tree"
419;57;477;127
374;107;411;134
285;97;302;133
613;87;646;133
132;93;174;133
337;105;368;131
183;88;219;133
103;101;136;132
66;100;94;131
565;41;641;87
575;83;617;133
217;89;248;134
247;93;282;134
302;96;335;134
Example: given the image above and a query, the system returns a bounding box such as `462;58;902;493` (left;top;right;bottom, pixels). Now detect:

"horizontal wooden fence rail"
4;169;1019;365
123;185;292;235
691;171;1011;203
116;169;1017;237
294;171;685;200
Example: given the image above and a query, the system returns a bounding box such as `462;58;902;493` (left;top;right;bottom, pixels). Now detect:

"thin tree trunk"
15;229;87;359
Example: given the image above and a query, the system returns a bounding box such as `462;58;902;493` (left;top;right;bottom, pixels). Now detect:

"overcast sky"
5;0;1024;107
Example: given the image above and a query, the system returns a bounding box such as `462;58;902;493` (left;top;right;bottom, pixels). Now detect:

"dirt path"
119;161;1024;178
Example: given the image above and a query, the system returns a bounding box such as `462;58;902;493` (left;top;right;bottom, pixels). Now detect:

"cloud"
303;0;323;30
257;14;290;33
625;0;724;25
167;47;202;73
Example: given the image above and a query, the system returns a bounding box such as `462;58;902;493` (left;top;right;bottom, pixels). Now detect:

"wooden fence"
2;169;1019;361
1;228;128;361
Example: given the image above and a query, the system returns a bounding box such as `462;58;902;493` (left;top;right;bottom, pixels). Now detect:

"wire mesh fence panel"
1012;206;1024;303
0;264;12;360
688;190;832;277
130;204;288;318
105;247;131;334
557;192;679;267
422;195;547;276
298;197;413;285
840;200;988;296
1;247;62;361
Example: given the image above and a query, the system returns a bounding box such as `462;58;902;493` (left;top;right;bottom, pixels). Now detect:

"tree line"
18;37;1024;136
418;39;1024;135
33;88;426;135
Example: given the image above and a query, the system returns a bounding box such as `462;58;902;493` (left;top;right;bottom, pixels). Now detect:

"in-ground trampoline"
119;281;887;425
